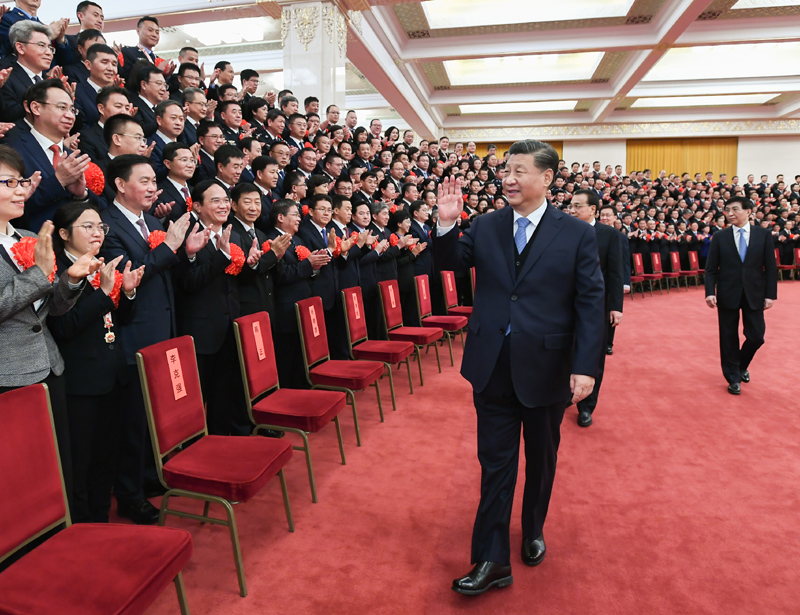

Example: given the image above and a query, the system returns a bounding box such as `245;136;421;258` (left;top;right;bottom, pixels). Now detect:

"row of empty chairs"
0;271;473;613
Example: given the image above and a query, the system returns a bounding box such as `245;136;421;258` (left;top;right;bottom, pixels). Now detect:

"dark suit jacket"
263;228;314;333
119;46;158;80
153;178;191;224
6;131;98;231
180;118;198;145
78;121;108;163
368;223;400;281
74;79;101;127
0;60;38;122
593;222;624;314
704;224;778;311
99;206;179;364
192;149;216;184
63;59;90;84
0;9;72;66
48;254;134;396
147;132;172;182
409;219;433;278
296;219;337;310
173;228;242;356
331;222;361;290
432;204;605;407
229;217;281;318
348;223;380;297
132;97;158;137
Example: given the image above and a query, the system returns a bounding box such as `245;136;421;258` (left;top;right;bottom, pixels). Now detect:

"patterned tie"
321;228;327;246
49;144;60;169
738;228;747;262
33;75;42;84
515;217;531;254
181;186;190;202
248;228;256;241
135;218;149;241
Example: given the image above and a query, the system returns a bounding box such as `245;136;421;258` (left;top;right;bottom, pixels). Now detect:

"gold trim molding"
293;6;320;51
446;120;800;141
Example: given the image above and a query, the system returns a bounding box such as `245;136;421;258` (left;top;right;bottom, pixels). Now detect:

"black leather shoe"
117;498;160;525
577;411;593;427
741;370;750;383
728;383;741;395
257;429;285;438
521;535;546;566
144;480;167;499
605;345;613;355
452;562;513;595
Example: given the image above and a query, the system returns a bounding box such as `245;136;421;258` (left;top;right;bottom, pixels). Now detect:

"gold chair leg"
219;498;247;597
200;501;210;524
384;363;397;412
278;468;295;532
404;358;413;394
445;332;454;366
297;430;317;503
657;279;663;295
459;328;465;348
174;572;191;615
373;380;384;421
415;346;424;386
333;415;346;465
349;390;362;446
433;341;442;372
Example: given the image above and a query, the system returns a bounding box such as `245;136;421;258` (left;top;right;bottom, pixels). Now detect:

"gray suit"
0;230;82;387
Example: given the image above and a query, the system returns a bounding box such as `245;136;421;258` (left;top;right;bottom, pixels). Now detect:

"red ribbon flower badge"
10;237;56;282
90;269;123;308
148;230;167;250
295;245;311;261
389;204;397;214
185;196;193;213
225;243;245;276
261;240;271;253
460;211;469;220
302;204;309;217
389;233;399;247
333;235;342;258
85;162;105;196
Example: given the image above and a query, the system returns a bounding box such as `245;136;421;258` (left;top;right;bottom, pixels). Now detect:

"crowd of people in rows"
0;0;798;534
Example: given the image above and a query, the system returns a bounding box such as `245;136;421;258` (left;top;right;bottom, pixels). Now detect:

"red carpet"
142;282;800;615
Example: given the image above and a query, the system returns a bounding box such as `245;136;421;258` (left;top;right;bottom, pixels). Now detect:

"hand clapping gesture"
246;238;262;267
271;232;292;259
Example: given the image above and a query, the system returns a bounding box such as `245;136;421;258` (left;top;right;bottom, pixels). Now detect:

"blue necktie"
738;228;747;262
515;217;531;254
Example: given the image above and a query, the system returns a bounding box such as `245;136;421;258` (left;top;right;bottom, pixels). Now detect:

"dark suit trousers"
325;300;350;361
197;327;252;436
471;336;566;565
717;292;766;384
578;312;610;415
0;371;72;514
67;388;122;522
114;365;156;504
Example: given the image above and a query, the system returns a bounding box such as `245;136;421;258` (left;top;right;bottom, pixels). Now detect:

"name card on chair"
447;277;454;292
166;348;187;401
309;305;320;337
388;286;396;308
252;321;266;361
351;292;361;320
422;284;427;300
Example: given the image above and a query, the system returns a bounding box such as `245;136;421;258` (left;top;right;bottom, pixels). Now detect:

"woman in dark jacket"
49;202;144;523
388;209;424;326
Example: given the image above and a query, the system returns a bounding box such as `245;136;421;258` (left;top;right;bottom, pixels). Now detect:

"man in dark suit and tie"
433;140;605;595
73;43;117;128
0;3;72;65
147;100;185;182
79;86;131;164
153;142;195;223
704;196;778;395
65;1;105;59
251;154;280;231
193;121;224;184
99;154;208;524
129;64;168;138
569;190;624;427
180;86;208;145
1;20;53;122
6;79;97;231
118;16;172;81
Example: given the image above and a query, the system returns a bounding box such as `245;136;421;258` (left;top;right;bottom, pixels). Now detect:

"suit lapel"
109;205;150;251
515;204;563;287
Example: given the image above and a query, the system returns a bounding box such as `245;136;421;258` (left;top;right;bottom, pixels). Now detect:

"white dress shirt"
733;222;750;248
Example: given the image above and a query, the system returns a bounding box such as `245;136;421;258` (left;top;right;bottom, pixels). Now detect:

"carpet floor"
142;281;800;615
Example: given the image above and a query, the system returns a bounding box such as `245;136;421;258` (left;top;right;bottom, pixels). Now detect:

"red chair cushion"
630;275;645;282
162;435;292;502
388;326;443;345
0;524;192;615
447;305;473;317
309;360;385;391
352;340;415;364
661;272;680;278
422;315;469;331
641;273;662;280
253;388;346;433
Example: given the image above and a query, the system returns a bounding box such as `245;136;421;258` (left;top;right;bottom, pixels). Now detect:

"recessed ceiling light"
731;0;800;8
459;101;578;114
422;0;635;29
631;94;775;108
444;52;603;86
643;42;800;81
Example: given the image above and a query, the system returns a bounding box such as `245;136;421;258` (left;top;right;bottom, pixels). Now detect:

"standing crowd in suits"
0;0;787;575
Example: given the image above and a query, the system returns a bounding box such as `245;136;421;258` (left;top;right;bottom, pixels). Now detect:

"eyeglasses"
24;41;55;53
314;207;333;213
72;222;110;235
148;80;167;88
118;133;147;143
0;177;32;188
41;102;77;115
206;197;231;206
174;157;196;165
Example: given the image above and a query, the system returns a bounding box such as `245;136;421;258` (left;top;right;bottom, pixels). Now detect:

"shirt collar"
17;61;39;82
311;220;327;234
30;126;63;154
156;130;176;144
87;78;103;93
114;200;145;226
138;94;155;111
235;216;254;232
513;202;547;229
167;176;189;193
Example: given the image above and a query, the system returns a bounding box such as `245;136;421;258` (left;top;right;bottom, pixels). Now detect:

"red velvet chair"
296;296;386;447
137;336;294;598
441;270;473;318
652;252;679;292
775;247;794;281
378;279;444;382
234;312;347;504
632;253;661;296
688;251;704;285
415;274;469;366
341;286;417;410
794;248;800;279
669;251;691;291
0;384;194;615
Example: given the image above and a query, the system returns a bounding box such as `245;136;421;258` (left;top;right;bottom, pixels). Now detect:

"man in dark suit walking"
433;140;605;595
569;190;623;427
704;196;777;395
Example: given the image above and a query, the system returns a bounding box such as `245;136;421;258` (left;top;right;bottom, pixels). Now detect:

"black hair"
251;155;278;175
52;201;102;256
107;154;153;192
214;144;245;168
103;113;139;145
76;28;104;48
